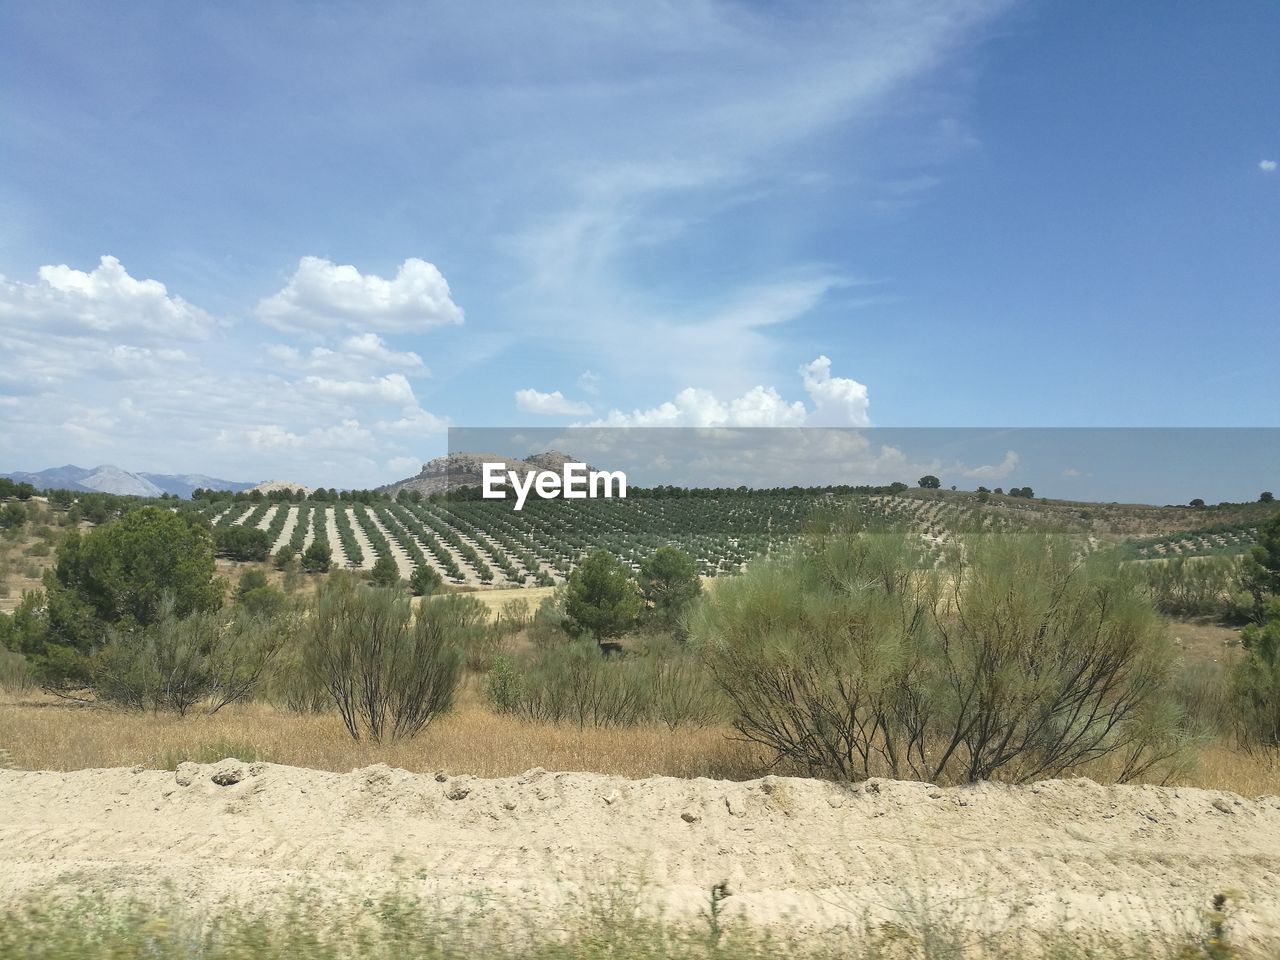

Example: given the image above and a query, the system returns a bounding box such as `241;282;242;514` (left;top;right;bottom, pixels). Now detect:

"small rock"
210;762;246;787
725;794;748;817
681;809;701;823
130;765;145;775
519;767;547;784
603;791;620;806
502;800;517;811
445;783;471;801
863;779;883;796
1212;798;1234;815
175;762;199;787
927;789;944;800
434;771;449;782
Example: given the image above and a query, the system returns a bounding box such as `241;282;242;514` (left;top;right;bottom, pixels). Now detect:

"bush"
1136;555;1245;619
302;540;332;573
213;525;272;562
564;550;641;641
486;637;722;730
303;575;463;741
273;544;296;571
495;640;650;728
93;603;288;716
639;546;702;631
0;648;35;691
369;554;401;588
409;563;442;596
692;531;1184;784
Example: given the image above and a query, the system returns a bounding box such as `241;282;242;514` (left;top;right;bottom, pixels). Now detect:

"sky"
1;1;1277;493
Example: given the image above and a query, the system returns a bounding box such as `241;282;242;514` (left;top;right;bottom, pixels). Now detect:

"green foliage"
429;592;500;671
1135;555;1247;619
302;574;463;741
564;550;641;641
214;524;272;562
1233;598;1280;748
0;501;27;530
409;562;442;596
235;569;286;618
0;590;46;657
917;475;941;489
638;546;702;629
369;553;401;588
273;544;296;570
93;602;287;716
487;637;722;729
37;508;223;689
1242;512;1280;619
302;539;332;573
691;531;1185;784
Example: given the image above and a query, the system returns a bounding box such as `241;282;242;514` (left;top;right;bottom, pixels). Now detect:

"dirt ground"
1;761;1278;943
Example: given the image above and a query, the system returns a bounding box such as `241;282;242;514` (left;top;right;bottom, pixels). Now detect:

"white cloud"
301;373;417;405
800;355;870;427
0;255;220;340
376;405;450;434
515;388;594;416
257;256;464;334
578;371;601;395
385;455;422;476
265;333;426;377
240;424;304;451
1261;160;1278;173
338;333;426;371
590;356;864;428
955;450;1019;481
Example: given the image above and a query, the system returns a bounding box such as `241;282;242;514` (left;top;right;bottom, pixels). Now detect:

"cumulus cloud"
800;355;870;427
590;356;864;428
1261;159;1277;173
0;255;220;340
257;256;464;334
515;388;593;416
300;373;417;405
954;450;1019;481
376;405;450;434
265;333;426;377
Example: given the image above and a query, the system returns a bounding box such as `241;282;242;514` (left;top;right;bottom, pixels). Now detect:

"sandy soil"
1;762;1278;941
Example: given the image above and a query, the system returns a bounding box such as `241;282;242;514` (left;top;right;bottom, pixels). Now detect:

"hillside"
378;449;586;497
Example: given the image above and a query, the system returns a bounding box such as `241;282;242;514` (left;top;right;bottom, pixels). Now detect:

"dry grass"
0;682;761;780
2;683;1278;794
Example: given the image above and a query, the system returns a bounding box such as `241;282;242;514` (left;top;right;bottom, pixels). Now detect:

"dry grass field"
3;682;1278;795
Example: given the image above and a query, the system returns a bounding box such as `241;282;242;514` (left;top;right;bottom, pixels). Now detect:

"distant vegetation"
2;479;1279;787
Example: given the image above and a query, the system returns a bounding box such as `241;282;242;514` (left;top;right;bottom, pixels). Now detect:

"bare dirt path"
1;763;1278;942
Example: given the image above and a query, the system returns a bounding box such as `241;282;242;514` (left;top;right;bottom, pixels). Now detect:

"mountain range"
1;465;257;499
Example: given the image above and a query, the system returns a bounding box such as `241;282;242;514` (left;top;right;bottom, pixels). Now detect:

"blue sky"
1;2;1276;491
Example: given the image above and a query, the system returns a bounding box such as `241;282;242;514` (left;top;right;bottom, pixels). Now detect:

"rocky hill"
378;450;586;497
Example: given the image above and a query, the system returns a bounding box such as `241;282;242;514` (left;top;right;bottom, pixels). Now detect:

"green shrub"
303;574;463;741
692;531;1185;784
93;604;288;716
